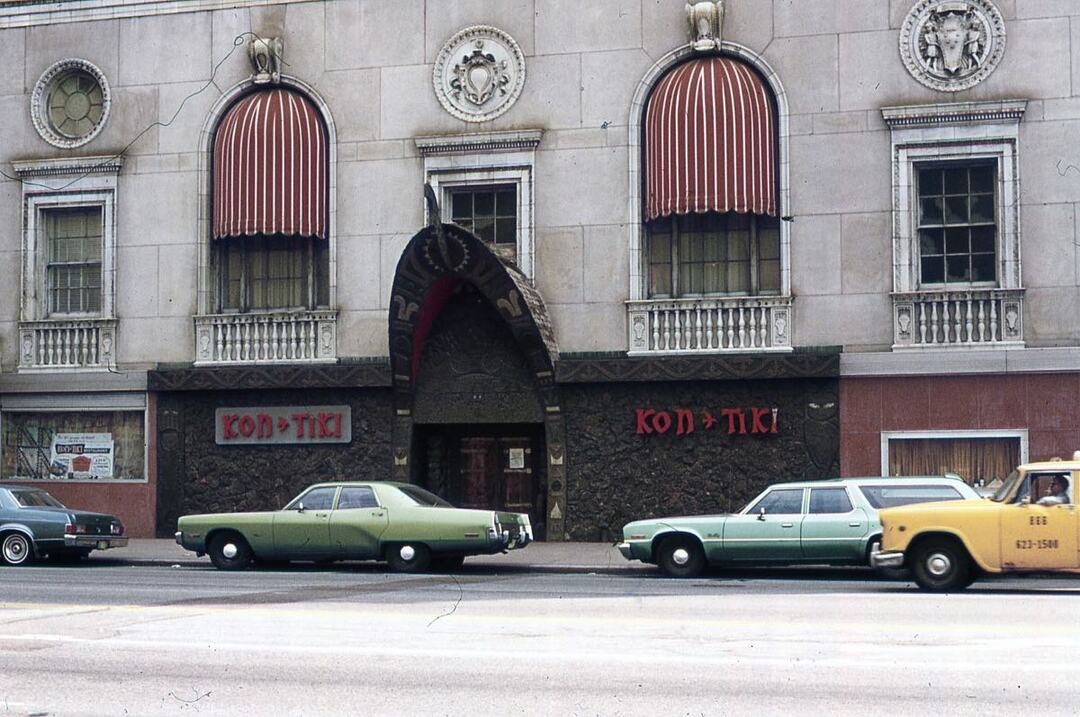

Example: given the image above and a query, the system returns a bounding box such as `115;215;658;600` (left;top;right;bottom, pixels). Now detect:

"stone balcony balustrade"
18;318;117;371
892;289;1024;349
193;310;337;366
626;296;793;355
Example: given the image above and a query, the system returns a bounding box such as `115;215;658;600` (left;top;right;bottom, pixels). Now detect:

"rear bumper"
870;549;905;569
64;535;128;550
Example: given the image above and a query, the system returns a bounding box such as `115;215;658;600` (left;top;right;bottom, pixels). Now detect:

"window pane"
921;256;944;283
918;167;943;196
809;488;852;514
944;227;968;254
337;486;378;509
451;192;472;220
495;218;516;245
970;193;994;223
943;167;967;194
496;189;516;215
970;225;995;254
946;254;970;282
750;489;803;514
758;258;780;293
920;197;944;225
971;252;995;282
859;485;963;510
919;229;944;255
944;196;967;224
648;230;672;296
45;207;103;316
969;166;994;193
474;191;495;216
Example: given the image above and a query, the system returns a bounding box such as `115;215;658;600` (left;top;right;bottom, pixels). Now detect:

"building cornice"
881;99;1027;129
12;155;123;179
415;130;543;157
0;0;309;28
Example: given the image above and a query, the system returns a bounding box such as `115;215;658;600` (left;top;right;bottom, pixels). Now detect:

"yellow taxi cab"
871;452;1080;591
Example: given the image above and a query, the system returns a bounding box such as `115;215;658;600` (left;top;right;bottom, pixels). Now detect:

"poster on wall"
49;433;115;480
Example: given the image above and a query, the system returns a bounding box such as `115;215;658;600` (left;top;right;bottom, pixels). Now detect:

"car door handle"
848;522;861;527
781;522;794;528
315;512;329;518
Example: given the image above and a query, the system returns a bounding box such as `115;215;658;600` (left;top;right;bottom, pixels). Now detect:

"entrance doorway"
417;424;546;540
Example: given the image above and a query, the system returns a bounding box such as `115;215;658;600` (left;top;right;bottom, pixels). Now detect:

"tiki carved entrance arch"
389;198;565;539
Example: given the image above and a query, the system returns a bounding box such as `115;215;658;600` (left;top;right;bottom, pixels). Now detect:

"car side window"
286;487;337;511
749;489;803;515
337;486;378;509
809;488;852;514
858;485;963;509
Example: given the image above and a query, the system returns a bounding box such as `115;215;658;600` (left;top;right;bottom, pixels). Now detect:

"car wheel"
432;555;465;572
386;543;431;573
911;538;971;592
207;532;253;571
657;535;705;578
1;532;34;566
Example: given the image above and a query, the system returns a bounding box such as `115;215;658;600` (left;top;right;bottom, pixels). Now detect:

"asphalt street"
2;563;1079;716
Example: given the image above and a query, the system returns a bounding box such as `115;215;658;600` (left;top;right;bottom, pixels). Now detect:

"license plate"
97;540;108;550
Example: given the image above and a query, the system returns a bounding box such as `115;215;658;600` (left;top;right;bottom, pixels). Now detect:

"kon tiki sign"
635;407;779;436
215;406;351;445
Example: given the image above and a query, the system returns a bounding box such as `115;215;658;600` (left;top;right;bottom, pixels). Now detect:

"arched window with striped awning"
210;88;329;313
642;56;781;299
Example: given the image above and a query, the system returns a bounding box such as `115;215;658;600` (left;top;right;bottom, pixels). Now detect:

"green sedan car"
176;481;532;572
618;476;980;577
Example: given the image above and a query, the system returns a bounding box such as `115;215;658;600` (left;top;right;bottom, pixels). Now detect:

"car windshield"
990;469;1022;503
396;485;454;508
11;489;66;508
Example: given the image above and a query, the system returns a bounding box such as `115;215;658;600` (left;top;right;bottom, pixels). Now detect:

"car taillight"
65;523;88;534
111;523;123;535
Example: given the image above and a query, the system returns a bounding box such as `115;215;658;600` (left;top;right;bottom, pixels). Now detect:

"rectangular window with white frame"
881;430;1028;488
13;157;120;371
882;101;1025;349
416;130;541;280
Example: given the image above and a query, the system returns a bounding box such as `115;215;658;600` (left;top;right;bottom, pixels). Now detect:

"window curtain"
888;437;1020;485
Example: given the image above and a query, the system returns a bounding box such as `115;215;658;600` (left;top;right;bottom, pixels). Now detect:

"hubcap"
672;547;690;566
400;545;416;561
222;543;238;559
926;552;952;577
4;537;27;562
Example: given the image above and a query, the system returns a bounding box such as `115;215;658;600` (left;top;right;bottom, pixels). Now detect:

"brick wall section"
840;373;1080;476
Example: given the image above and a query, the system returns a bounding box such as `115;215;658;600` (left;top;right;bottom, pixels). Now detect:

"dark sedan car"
0;484;128;565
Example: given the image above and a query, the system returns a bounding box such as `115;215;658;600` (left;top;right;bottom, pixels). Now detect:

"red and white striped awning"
213;88;327;240
644;56;778;221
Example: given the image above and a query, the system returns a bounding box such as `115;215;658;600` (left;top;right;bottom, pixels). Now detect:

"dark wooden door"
456;434;539;528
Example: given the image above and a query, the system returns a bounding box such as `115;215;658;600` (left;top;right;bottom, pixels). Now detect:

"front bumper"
870;549;905;569
617;542;634;560
64;535;128;550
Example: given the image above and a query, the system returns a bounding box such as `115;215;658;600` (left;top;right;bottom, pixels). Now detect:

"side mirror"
297;502;305;513
757;507;766;521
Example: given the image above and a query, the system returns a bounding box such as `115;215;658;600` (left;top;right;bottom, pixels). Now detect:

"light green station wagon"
618;476;980;577
176;481;531;572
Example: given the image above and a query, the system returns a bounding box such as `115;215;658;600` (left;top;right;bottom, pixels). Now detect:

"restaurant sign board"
215;406;351;445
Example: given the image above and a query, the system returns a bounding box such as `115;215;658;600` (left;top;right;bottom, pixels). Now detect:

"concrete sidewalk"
98;538;647;574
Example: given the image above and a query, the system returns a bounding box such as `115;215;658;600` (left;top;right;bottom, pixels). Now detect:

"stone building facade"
0;0;1077;539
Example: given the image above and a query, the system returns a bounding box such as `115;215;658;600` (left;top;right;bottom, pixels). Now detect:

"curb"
93;556;650;575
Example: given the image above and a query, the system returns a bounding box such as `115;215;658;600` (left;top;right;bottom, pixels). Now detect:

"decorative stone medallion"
900;0;1006;92
31;58;111;148
433;25;526;122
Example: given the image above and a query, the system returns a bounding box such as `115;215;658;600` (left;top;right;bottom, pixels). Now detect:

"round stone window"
31;59;111;148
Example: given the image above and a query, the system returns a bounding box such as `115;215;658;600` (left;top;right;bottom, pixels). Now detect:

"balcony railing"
194;310;338;365
892;289;1024;349
18;318;117;371
626;296;793;354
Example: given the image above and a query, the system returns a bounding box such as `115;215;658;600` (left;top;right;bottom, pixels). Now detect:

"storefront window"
1;411;146;482
887;436;1020;486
